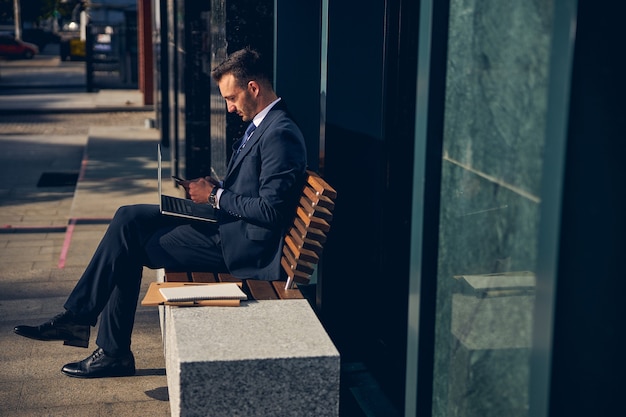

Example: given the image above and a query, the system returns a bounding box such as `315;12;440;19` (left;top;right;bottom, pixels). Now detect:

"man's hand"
188;177;216;204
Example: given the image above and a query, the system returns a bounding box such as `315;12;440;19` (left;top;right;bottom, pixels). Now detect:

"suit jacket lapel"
225;102;287;179
226;138;243;175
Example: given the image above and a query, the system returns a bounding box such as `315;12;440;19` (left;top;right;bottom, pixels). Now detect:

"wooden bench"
156;171;340;417
163;170;338;299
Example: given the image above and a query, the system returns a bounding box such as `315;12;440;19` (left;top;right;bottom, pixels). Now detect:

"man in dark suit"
13;47;307;378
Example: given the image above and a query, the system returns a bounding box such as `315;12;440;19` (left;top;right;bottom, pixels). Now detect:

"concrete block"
161;294;340;417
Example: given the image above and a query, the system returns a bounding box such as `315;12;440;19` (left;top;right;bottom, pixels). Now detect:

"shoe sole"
14;329;89;348
61;368;136;379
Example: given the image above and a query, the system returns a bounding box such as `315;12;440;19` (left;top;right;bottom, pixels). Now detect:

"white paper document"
158;283;247;302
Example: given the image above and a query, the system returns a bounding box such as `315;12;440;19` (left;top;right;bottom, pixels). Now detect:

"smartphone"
172;175;187;185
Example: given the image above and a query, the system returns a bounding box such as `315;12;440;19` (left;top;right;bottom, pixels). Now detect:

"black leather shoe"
61;348;136;378
14;311;90;348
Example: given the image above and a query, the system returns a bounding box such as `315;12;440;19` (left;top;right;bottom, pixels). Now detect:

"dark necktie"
236;122;257;154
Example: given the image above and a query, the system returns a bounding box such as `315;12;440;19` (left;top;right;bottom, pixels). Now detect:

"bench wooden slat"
281;257;312;284
271;281;305;299
281;243;298;270
190;272;218;282
165;271;191;282
296;207;330;232
307;173;338;199
282;245;316;275
300;196;333;221
288;228;323;256
216;273;242;283
303;185;335;210
284;235;319;264
294;217;327;243
301;238;323;255
246;280;280;300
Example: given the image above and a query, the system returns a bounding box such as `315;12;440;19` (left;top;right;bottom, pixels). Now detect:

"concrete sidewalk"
0;90;175;416
0;89;151;114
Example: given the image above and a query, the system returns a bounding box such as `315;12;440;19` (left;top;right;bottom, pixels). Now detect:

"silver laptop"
158;145;218;222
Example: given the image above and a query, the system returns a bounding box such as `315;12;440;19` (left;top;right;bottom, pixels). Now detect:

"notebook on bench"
158;144;218;222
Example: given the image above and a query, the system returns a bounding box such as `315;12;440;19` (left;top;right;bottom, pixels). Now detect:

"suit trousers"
63;204;227;355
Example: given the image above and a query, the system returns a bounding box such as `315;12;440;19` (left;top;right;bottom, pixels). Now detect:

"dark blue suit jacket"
218;101;307;280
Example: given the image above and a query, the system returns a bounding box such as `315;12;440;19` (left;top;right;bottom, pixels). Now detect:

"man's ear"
247;80;261;96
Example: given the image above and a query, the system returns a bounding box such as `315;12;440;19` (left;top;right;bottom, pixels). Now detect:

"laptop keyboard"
164;196;193;214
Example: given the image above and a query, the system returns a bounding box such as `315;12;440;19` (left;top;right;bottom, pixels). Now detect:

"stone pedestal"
156;269;340;417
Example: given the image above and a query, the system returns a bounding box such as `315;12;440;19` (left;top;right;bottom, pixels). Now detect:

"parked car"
0;35;39;59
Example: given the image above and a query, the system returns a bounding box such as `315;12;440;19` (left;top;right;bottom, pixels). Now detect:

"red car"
0;35;39;59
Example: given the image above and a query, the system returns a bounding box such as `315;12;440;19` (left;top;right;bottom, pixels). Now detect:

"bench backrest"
282;170;337;289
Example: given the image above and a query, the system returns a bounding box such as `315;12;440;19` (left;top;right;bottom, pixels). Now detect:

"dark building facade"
150;0;626;416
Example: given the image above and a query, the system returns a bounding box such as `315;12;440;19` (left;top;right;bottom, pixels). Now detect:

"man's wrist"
208;187;220;208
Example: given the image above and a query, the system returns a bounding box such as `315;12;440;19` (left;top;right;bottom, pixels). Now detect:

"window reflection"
432;0;554;416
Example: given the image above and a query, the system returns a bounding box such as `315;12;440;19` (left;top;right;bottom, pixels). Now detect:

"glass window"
431;1;554;416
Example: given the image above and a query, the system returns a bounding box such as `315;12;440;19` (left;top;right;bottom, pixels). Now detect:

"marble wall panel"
431;0;554;416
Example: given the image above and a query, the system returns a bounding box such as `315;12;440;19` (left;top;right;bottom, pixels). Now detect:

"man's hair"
211;47;273;89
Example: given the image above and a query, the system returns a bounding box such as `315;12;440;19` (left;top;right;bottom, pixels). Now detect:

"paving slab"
0;99;171;416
